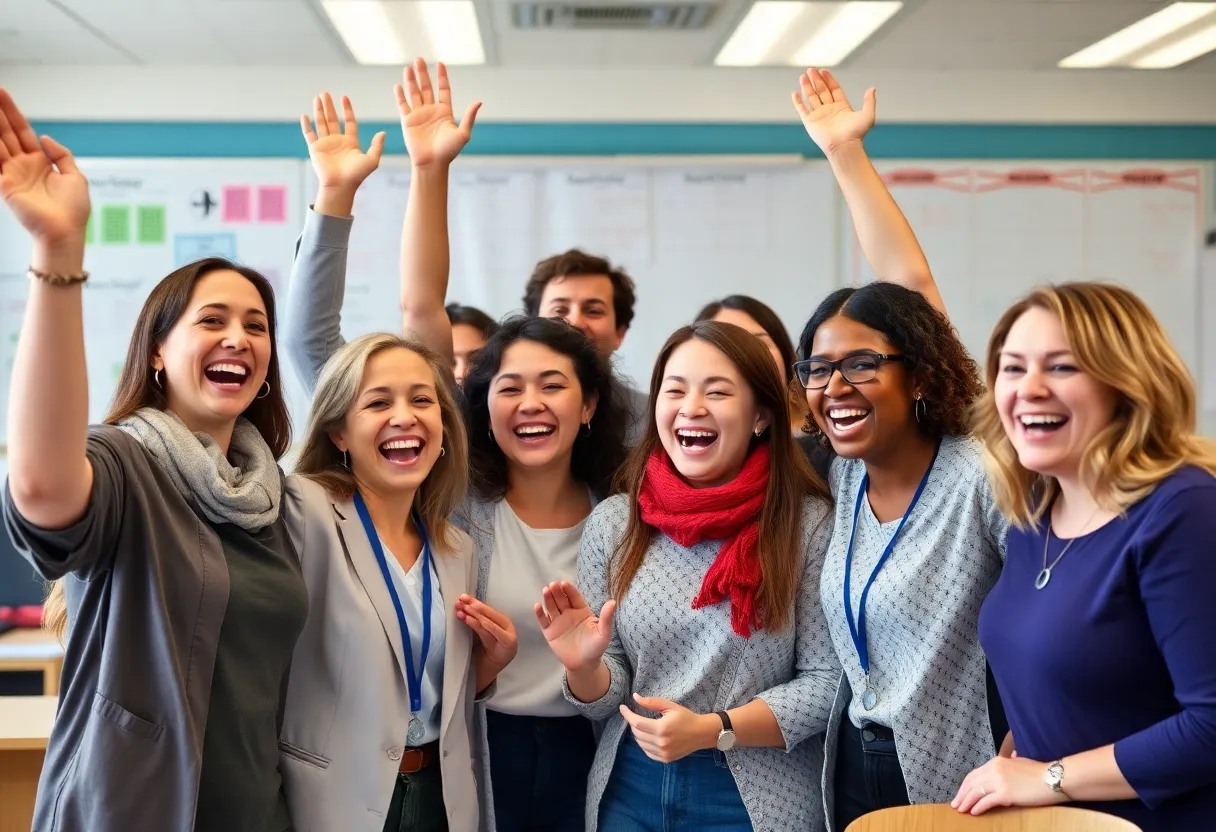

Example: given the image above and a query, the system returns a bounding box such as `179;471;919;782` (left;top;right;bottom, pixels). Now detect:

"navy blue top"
980;466;1216;831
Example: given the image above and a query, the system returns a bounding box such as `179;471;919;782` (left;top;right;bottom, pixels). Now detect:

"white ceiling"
0;0;1213;72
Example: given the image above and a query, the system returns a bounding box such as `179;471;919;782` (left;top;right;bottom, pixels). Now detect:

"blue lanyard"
842;440;941;678
353;491;432;715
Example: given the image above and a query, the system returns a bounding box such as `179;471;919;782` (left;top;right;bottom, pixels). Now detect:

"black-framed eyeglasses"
793;352;905;390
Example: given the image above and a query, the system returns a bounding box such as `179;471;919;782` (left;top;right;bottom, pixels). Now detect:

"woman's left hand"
457;595;518;671
619;694;718;764
952;756;1069;815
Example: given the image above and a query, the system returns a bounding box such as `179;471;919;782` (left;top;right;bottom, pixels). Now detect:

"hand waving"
0;90;90;244
792;68;876;159
534;581;615;673
396;58;481;168
301;92;385;191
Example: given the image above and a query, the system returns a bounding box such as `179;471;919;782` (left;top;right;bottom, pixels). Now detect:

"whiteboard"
841;162;1208;382
305;157;841;389
0;159;308;447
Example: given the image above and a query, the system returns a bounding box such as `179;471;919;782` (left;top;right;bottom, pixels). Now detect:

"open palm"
535;581;615;673
0;91;89;243
792;68;876;158
396;58;481;168
301;92;385;190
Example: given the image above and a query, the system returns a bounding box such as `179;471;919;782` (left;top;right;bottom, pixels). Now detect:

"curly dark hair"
796;283;982;440
522;249;638;331
461;315;631;502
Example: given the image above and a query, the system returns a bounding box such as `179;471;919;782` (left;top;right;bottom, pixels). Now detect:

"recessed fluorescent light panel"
1059;2;1216;69
321;0;486;65
715;1;902;67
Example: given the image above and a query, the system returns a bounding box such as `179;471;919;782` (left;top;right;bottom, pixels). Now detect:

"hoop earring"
153;369;163;389
439;446;447;457
256;381;271;399
754;427;765;438
582;420;592;436
342;450;350;470
914;394;926;424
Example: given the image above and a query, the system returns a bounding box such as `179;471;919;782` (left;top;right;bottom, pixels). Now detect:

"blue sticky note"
174;233;237;266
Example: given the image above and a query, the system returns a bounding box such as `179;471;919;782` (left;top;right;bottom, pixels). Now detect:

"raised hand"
456;594;519;676
300;92;385;192
792;68;876;159
0;90;90;245
395;58;481;169
534;581;615;673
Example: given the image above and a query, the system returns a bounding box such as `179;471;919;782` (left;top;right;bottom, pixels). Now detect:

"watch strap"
715;710;733;732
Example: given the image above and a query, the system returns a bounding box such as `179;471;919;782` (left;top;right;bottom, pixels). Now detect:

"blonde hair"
973;282;1216;528
294;333;468;551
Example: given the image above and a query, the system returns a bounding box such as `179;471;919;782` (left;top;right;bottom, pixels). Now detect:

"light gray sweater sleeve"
755;501;841;751
280;208;352;396
562;500;632;719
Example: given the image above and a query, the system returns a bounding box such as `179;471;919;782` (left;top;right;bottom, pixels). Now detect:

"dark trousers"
486;709;596;832
382;763;447;832
833;716;909;831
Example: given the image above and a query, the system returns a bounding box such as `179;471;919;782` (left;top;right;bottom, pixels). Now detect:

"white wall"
4;65;1216;122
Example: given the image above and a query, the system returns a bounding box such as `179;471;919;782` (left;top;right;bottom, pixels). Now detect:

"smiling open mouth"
1019;414;1068;436
827;407;870;434
676;428;718;450
204;362;249;390
380;438;423;464
514;424;556;443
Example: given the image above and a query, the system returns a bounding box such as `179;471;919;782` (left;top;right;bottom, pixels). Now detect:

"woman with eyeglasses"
792;69;1008;830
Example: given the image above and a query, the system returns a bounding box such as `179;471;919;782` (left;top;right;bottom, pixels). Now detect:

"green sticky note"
101;205;130;244
137;205;166;244
85;212;95;244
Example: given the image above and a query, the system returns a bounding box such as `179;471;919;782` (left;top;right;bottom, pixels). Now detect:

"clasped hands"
535;579;719;764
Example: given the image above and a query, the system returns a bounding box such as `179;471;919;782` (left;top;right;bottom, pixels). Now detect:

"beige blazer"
278;475;486;832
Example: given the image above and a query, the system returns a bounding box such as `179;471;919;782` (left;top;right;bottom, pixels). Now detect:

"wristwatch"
714;711;737;752
1045;760;1068;796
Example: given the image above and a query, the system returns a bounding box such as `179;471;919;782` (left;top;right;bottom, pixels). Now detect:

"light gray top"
819;435;1008;814
485;499;584;716
384;542;447;745
564;493;838;832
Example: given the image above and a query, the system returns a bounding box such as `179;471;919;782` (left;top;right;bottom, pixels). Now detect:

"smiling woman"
0;88;307;832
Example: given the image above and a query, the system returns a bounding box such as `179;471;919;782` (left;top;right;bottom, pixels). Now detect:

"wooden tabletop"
0;696;56;751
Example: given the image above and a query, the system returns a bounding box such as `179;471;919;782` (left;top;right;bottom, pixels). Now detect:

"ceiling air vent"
513;3;717;30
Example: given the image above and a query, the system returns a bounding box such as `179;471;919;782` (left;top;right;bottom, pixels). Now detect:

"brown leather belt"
400;740;439;774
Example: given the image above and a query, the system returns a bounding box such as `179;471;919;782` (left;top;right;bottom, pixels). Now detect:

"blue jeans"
833;716;910;831
486;710;595;832
598;732;751;831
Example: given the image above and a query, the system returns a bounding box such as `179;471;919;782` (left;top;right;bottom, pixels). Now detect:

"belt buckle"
399;748;426;774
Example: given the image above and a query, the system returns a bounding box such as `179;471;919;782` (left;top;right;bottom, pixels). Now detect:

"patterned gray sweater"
564;494;840;832
818;435;1008;830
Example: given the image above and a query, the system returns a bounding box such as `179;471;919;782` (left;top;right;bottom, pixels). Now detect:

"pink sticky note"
258;186;288;223
222;186;252;222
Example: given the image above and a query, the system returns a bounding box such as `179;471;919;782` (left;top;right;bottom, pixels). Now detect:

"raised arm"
280;93;384;393
793;69;946;317
396;58;480;365
0;90;94;530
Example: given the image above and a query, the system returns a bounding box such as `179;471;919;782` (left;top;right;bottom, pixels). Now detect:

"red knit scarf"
637;444;771;638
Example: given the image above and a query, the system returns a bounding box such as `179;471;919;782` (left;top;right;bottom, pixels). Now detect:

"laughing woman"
0;90;304;831
538;321;839;832
792;69;1008;830
954;284;1216;830
280;63;632;831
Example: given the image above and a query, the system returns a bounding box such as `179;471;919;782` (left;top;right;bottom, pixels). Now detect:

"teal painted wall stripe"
27;121;1216;161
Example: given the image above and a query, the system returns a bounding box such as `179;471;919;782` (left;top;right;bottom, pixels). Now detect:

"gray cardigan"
3;426;284;832
566;494;839;832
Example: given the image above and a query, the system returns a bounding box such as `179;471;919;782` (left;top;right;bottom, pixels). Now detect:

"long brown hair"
294;334;469;551
45;258;292;641
611;321;829;633
973;282;1216;527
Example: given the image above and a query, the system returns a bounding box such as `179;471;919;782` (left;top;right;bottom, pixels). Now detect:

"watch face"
716;730;737;752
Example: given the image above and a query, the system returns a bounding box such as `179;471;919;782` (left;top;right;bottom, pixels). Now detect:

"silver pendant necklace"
1036;505;1101;590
